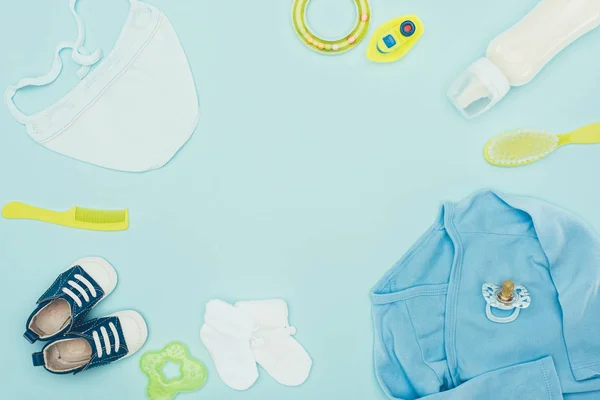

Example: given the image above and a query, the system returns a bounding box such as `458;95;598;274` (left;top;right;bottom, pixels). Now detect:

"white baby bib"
5;0;199;172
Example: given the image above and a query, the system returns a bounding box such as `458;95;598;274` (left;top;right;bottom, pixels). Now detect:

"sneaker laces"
61;274;97;307
92;322;120;358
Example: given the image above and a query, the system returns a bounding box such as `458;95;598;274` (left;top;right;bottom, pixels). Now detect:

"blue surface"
0;0;599;399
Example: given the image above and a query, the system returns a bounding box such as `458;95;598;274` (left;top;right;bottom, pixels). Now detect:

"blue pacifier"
482;280;530;324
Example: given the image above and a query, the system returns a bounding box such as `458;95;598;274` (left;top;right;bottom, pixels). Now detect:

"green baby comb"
140;342;207;400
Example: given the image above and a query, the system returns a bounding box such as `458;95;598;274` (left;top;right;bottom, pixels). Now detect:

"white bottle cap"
447;57;511;119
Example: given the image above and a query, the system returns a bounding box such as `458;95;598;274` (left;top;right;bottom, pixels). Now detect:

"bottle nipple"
498;280;514;302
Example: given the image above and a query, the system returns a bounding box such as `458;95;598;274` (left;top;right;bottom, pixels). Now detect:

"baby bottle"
448;0;600;119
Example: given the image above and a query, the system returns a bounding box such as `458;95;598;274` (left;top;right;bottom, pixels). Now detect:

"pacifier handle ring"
486;304;520;324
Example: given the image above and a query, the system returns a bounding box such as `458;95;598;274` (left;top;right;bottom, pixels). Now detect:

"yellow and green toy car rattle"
292;0;371;54
366;15;424;63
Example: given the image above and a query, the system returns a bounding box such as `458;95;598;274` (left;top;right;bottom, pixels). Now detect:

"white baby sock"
200;299;258;390
235;299;312;386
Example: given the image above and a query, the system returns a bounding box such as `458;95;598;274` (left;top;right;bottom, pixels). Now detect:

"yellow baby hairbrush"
2;202;129;231
484;122;600;167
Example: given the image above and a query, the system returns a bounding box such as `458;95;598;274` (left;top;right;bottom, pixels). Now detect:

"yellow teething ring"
292;0;370;54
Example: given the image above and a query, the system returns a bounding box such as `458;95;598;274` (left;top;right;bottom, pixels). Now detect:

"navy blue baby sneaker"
24;257;118;344
32;311;148;374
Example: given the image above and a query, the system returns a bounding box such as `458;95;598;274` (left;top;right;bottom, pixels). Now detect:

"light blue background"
1;0;599;398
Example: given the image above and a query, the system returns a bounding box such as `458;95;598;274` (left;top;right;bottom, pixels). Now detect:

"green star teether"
140;342;207;400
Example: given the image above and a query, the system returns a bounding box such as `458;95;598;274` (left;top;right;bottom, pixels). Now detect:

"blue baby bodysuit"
371;191;600;399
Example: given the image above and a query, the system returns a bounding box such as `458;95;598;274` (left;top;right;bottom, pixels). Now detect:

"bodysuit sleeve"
500;194;600;381
423;357;562;400
373;293;564;399
374;345;562;399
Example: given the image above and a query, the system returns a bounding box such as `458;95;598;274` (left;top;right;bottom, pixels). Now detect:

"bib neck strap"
69;0;103;70
5;0;138;123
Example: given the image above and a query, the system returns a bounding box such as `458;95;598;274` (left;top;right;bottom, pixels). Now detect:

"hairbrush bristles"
74;208;127;224
484;129;559;166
